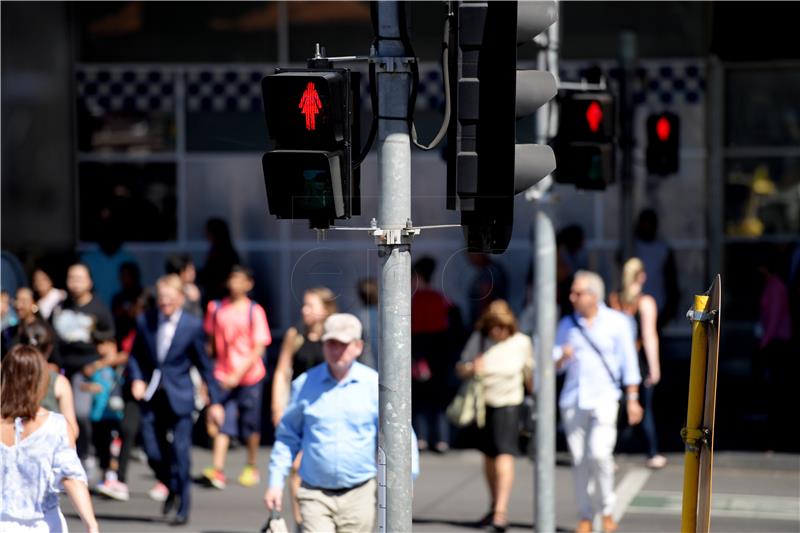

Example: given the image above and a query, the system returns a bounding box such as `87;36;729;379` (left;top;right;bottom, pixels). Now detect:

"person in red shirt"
411;257;457;453
202;266;272;489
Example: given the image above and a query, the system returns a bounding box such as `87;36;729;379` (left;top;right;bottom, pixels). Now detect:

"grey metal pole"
530;11;559;529
375;2;413;532
619;31;637;262
534;202;557;533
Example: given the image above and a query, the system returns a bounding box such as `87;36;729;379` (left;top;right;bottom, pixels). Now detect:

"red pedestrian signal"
261;68;360;227
586;101;603;133
656;115;671;142
299;82;322;131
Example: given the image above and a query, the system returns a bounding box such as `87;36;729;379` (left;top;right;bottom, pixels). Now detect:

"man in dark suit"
129;274;225;526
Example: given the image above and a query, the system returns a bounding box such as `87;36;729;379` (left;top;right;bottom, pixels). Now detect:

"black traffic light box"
447;1;558;254
646;111;679;176
554;92;616;190
261;68;360;229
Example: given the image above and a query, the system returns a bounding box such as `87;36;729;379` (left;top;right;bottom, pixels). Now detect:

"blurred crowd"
1;207;799;532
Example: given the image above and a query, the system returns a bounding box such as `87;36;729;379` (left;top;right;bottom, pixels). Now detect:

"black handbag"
261;510;289;533
518;394;537;456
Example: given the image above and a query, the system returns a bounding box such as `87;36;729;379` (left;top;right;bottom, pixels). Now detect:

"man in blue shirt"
555;271;643;533
264;313;416;532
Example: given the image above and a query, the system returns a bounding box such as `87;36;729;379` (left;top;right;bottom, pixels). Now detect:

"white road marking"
627;490;800;522
613;467;653;523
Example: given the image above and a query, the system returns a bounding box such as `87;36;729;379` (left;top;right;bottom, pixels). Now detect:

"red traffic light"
585;101;603;133
646;112;679;176
299;82;322;131
262;70;347;148
656;115;671;141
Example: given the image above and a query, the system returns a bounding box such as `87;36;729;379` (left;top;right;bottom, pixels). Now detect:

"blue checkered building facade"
76;59;706;118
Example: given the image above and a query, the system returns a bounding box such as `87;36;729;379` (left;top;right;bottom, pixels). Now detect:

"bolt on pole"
375;2;413;532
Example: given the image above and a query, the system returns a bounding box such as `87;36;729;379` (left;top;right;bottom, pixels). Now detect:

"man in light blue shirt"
264;313;418;532
554;271;643;533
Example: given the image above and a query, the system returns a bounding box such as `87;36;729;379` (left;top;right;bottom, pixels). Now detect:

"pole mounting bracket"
686;309;716;324
681;426;712;452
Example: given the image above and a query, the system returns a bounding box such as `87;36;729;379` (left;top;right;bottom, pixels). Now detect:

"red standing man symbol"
299;82;322;131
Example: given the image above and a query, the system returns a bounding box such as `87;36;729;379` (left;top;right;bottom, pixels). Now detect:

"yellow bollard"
681;294;709;532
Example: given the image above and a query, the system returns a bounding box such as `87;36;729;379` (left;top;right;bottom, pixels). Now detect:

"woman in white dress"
0;344;98;532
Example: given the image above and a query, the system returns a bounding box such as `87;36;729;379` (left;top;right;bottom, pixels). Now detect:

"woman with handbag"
456;300;533;533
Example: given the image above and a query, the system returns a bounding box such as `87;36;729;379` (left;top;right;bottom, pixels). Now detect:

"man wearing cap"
264;313;417;532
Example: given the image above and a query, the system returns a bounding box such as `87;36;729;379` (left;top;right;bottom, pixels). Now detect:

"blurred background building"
2;1;798;450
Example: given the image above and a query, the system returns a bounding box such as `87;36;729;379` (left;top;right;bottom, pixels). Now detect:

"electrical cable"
358;2;452;161
354;61;378;167
397;2;452;151
410;14;451;151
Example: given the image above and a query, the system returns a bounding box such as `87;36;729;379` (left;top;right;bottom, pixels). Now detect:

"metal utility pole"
619;31;637;262
533;200;557;533
374;2;413;532
529;6;559;531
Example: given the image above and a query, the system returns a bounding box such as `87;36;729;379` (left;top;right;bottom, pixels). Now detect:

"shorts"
218;380;264;440
480;404;521;457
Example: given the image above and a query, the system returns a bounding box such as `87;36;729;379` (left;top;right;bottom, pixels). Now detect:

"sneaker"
237;465;260;487
148;481;169;502
93;480;107;497
96;479;130;502
646;454;668;469
202;466;227;489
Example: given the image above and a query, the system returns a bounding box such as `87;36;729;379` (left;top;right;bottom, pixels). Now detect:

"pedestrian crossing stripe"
627;490;800;522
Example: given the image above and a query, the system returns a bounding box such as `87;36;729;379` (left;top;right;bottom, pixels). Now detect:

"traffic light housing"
447;1;558;254
554;92;616;190
646;111;679;176
261;68;360;228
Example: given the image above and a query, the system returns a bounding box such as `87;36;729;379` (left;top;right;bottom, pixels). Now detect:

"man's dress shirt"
269;361;418;490
554;304;641;410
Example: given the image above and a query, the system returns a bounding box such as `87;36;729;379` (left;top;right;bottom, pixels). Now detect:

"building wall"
1;2;74;254
3;2;797;339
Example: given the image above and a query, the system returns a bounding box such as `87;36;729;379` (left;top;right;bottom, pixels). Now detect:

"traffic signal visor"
262;150;345;221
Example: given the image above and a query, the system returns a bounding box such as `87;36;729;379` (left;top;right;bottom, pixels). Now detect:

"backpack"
209;298;256;357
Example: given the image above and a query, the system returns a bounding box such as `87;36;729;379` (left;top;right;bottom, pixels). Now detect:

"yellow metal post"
681;294;709;532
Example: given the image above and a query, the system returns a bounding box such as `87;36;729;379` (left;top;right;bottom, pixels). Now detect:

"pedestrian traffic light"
554;92;616;190
447;1;558;254
646;111;679;176
261;68;359;229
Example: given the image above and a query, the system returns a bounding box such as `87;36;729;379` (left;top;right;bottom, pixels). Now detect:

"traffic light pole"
533;199;557;533
528;9;560;532
619;31;637;262
374;2;413;532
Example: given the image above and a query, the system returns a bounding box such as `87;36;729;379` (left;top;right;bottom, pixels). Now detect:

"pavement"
64;446;799;532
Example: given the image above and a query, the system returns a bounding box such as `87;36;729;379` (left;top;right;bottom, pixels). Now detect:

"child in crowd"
87;345;126;501
1;290;18;330
202;265;271;489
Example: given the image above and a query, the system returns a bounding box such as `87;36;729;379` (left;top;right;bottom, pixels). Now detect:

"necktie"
145;314;174;401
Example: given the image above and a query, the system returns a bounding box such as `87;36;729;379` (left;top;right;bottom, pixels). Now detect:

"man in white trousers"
555;270;643;533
